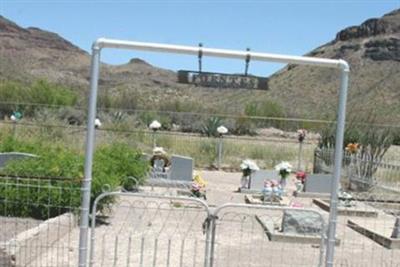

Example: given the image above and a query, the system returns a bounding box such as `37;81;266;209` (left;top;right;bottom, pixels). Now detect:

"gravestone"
169;155;193;182
0;152;37;168
148;155;194;187
281;209;323;236
249;170;279;190
304;174;333;194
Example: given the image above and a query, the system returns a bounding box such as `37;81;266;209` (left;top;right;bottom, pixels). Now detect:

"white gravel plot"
89;196;209;267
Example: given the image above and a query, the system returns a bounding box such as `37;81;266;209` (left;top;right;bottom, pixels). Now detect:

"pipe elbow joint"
92;38;107;51
338;59;350;72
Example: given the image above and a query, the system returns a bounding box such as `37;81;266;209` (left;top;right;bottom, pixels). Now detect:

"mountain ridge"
0;10;399;122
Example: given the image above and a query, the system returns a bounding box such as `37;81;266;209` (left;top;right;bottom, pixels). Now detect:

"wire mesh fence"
0;120;317;171
0;175;80;267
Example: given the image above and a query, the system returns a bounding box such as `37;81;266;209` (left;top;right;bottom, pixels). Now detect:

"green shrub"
245;100;286;118
0;79;78;117
0;138;148;219
93;143;149;193
244;100;286;129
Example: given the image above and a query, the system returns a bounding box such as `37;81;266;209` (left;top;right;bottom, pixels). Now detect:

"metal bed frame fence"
0;175;80;267
88;191;326;267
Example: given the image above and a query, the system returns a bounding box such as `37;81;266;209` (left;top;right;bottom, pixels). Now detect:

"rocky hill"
0;9;399;122
267;9;400;122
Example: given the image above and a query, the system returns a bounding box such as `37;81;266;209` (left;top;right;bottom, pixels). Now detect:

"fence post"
325;64;349;267
78;44;101;267
207;214;218;267
217;137;223;170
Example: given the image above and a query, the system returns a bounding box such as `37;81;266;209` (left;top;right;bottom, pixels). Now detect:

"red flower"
295;171;307;183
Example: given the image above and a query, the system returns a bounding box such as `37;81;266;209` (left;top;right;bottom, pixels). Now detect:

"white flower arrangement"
94;118;102;128
240;159;260;171
217;125;228;135
149;120;161;130
239;159;259;189
275;161;292;179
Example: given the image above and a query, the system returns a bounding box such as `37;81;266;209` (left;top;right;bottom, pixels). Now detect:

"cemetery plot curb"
313;198;378;217
348;219;400;249
1;213;76;266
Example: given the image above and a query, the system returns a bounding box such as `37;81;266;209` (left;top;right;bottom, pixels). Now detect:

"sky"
1;1;399;76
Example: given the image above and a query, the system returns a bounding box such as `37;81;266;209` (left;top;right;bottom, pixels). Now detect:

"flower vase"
280;177;287;189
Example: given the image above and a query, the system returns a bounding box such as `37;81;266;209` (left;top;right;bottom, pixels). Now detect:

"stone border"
244;194;289;206
1;213;77;266
313;198;378;217
348;219;400;249
237;188;262;194
255;215;340;245
293;191;330;198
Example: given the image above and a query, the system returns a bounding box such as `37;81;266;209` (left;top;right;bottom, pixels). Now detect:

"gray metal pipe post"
325;64;350;267
297;142;303;171
78;45;101;267
217;137;223;170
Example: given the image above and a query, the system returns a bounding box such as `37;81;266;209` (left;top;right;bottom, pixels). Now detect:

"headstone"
0;152;37;168
281;210;323;236
304;174;333;193
169;155;193;182
249;170;279;190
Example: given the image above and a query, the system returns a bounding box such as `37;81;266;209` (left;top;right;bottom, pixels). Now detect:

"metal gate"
89;192;325;267
89;192;211;267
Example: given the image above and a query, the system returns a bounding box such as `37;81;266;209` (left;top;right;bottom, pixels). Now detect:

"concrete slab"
255;215;340;245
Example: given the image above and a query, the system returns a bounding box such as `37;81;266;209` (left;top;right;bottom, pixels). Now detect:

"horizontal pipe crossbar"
94;38;349;70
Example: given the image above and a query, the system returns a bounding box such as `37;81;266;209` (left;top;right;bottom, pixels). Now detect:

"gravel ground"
0;216;43;243
19;171;400;266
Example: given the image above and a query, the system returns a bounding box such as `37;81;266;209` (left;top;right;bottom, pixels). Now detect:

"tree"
318;112;397;190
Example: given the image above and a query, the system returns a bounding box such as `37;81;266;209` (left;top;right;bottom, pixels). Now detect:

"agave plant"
201;117;223;137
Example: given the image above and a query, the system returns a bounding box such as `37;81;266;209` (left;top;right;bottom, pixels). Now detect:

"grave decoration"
261;180;283;203
296;171;307;183
297;129;307;143
239;159;259;189
190;171;207;199
338;190;355;207
10;111;23;122
274;161;292;189
345;143;360;154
